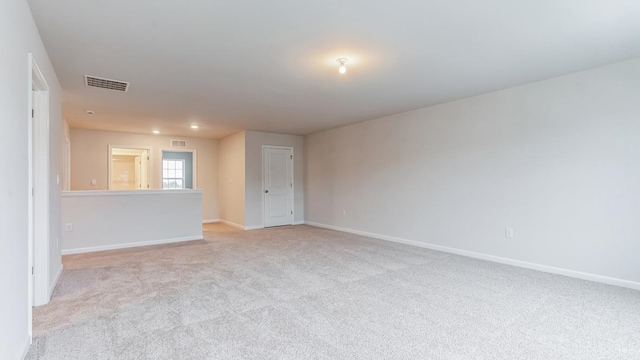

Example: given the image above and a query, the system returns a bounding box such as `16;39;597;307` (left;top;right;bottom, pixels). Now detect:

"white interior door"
28;87;35;334
263;147;293;227
31;57;51;307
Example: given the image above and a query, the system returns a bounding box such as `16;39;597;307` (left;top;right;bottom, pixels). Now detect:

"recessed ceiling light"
190;125;199;129
152;130;160;134
86;110;95;115
337;58;348;74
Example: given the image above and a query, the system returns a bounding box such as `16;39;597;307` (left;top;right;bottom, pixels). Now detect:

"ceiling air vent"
171;140;187;148
84;75;129;92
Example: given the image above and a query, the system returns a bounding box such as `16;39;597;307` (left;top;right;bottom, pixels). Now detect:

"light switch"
505;227;514;238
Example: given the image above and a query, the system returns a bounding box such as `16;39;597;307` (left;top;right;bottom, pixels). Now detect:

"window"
162;159;185;189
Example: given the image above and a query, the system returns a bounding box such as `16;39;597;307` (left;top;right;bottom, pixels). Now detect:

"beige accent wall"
70;128;219;220
218;131;246;227
305;58;640;286
245;131;304;228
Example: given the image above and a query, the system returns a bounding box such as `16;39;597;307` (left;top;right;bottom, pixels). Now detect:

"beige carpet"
26;223;640;359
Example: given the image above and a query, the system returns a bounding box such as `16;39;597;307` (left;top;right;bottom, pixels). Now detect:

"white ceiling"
28;0;640;139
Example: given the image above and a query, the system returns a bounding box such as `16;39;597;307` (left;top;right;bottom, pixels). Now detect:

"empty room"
2;0;639;359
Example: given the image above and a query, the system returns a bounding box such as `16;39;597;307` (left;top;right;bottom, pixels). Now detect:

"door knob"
265;190;269;193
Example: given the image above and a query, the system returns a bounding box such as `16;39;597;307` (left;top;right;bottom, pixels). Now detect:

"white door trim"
63;135;70;191
27;55;34;341
161;148;198;189
29;54;51;314
262;145;294;228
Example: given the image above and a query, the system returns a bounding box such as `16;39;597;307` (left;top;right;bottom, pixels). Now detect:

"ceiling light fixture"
152;130;160;134
86;110;95;115
337;58;348;74
190;125;199;129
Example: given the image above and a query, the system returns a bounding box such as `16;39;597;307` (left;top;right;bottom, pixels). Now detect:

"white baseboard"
49;264;63;299
305;221;640;291
19;333;31;360
219;219;264;231
220;220;302;230
219;219;246;230
202;219;220;224
62;235;203;255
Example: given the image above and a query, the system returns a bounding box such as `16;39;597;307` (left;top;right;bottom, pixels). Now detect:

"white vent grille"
171;140;187;147
85;75;129;92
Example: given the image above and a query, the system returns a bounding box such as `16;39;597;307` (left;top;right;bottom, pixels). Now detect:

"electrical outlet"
505;227;514;238
90;179;97;186
66;223;73;232
342;209;346;216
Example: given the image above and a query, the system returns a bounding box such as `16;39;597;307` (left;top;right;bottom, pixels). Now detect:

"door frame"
262;145;294;228
161;148;197;189
62;134;70;191
28;53;52;321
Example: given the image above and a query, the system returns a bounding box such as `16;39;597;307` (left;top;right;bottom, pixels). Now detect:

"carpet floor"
26;223;640;359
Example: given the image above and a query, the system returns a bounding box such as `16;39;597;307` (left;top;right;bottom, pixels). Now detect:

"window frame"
162;159;186;189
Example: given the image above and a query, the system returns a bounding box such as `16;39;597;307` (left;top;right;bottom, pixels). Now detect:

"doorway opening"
108;147;151;190
262;146;294;227
162;150;196;189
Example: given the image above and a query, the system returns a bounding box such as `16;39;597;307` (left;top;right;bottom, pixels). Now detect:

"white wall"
218;131;246;227
62;190;202;254
306;58;640;287
69;128;219;221
0;0;63;358
245;131;304;228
